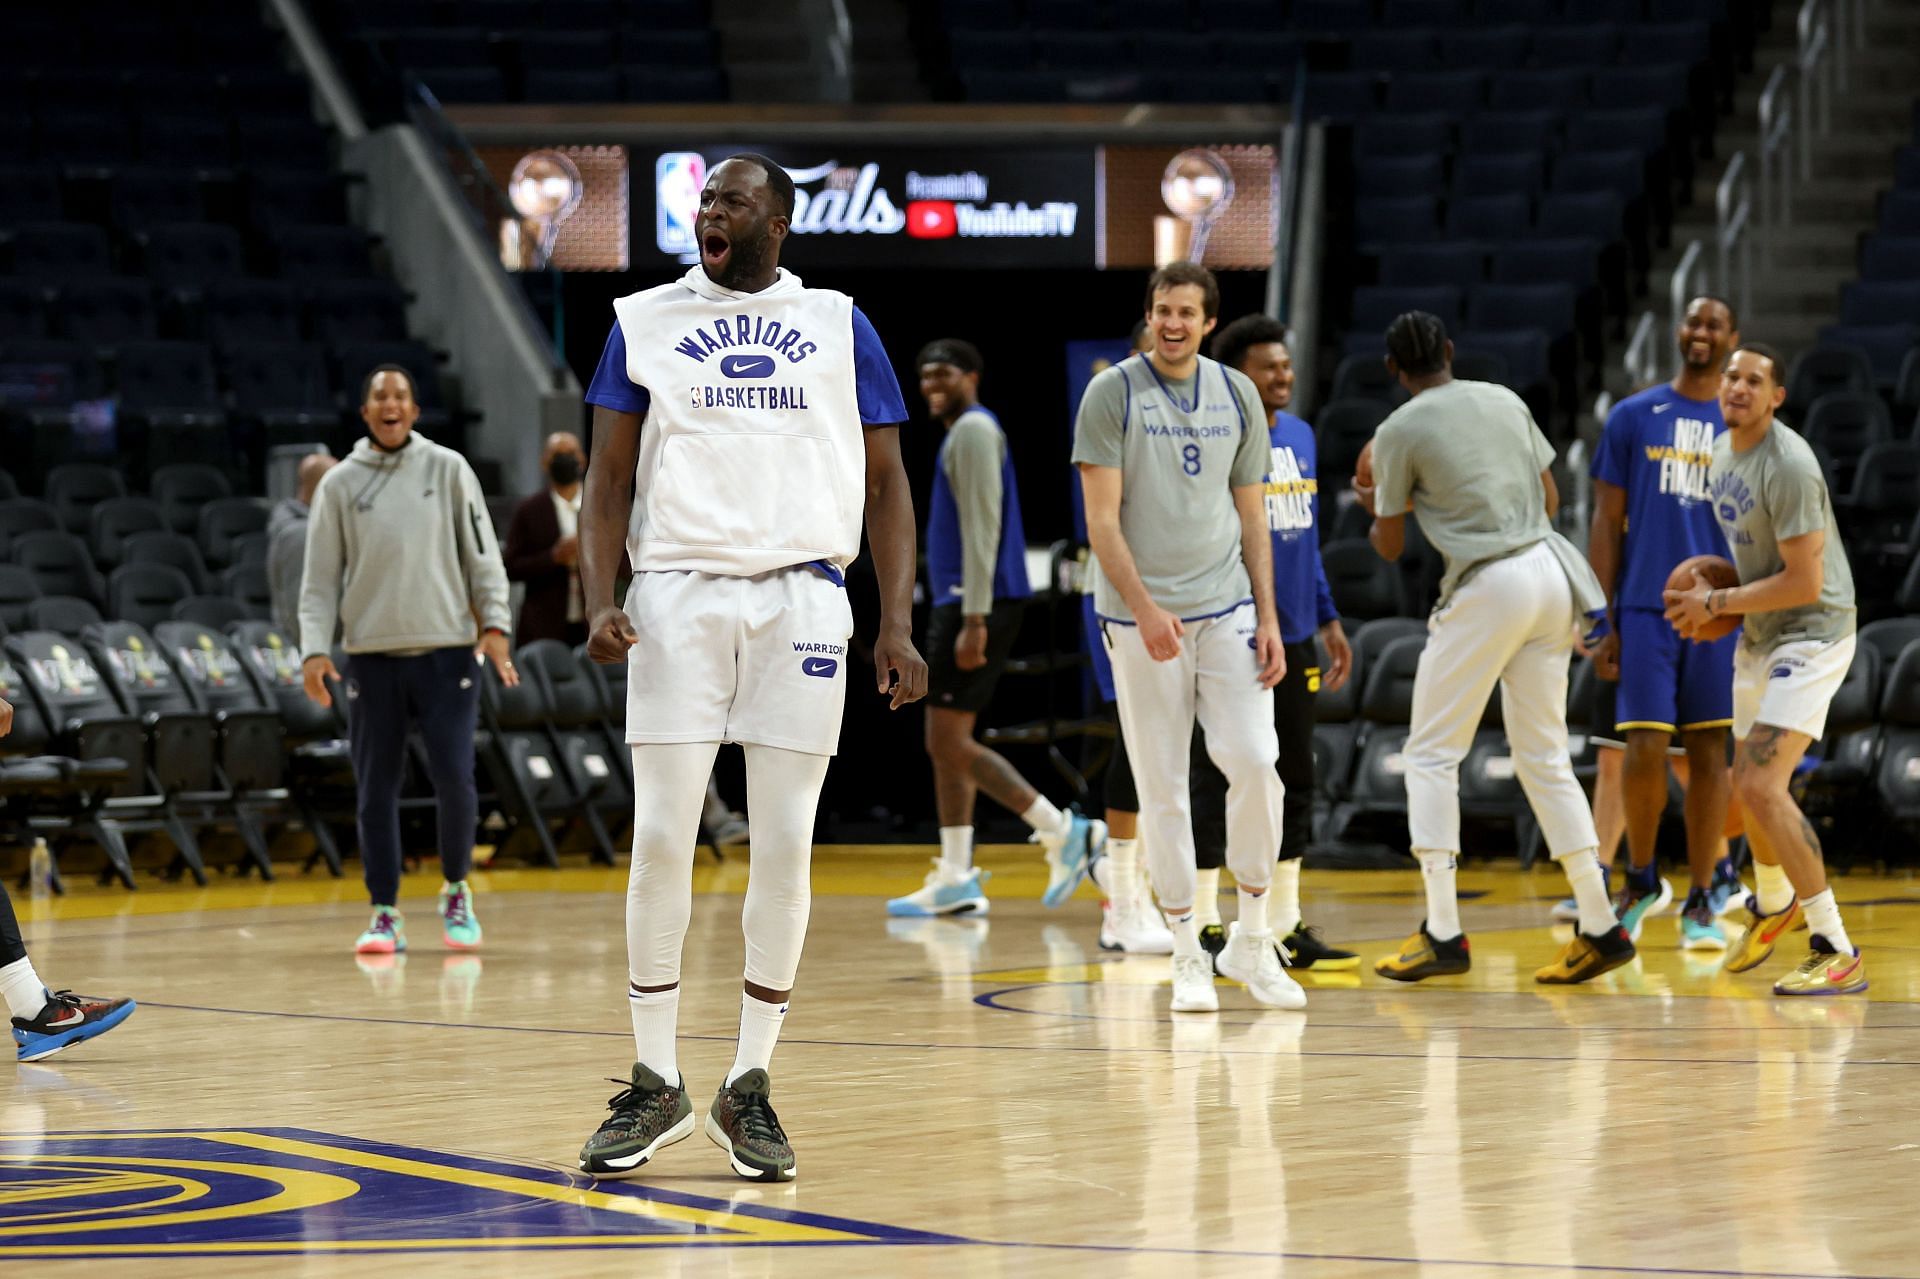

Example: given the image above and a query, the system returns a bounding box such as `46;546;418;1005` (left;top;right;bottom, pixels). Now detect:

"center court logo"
720;354;775;379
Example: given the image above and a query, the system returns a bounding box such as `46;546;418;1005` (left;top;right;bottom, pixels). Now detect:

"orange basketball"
1665;554;1741;642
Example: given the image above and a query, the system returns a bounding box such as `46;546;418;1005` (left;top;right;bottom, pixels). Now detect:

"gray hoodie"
298;433;512;658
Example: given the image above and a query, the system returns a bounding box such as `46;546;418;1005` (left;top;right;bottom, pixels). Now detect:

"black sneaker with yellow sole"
1283;923;1360;971
1535;924;1636;984
1374;924;1471;981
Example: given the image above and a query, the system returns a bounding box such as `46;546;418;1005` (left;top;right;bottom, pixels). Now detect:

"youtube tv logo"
906;200;957;239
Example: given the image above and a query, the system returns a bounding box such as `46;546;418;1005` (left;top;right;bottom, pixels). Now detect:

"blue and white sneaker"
1707;862;1749;919
886;863;990;917
1613;875;1673;942
1549;896;1579;923
13;990;136;1062
1037;812;1105;909
1681;899;1727;950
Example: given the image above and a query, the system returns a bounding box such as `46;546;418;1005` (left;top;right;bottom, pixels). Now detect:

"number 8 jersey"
1070;353;1271;622
586;265;906;578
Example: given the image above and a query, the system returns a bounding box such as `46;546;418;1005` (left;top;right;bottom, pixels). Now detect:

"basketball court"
8;849;1917;1277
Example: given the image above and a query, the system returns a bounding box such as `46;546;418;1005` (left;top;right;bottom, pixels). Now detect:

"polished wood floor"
7;848;1919;1277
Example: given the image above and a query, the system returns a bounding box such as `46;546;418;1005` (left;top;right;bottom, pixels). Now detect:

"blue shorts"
1614;607;1737;735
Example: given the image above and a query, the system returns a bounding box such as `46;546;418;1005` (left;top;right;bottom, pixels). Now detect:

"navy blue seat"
1442;26;1530;68
623;67;727;102
221;343;337;430
235;120;332;172
1351;30;1437;73
248;171;351;233
305;281;409;346
1567;109;1667;160
136;114;232;169
144;224;247;292
1490;238;1601;292
1039;33;1131;71
1378;245;1485;289
110;169;208;234
1353;286;1463;336
1861;237;1920;281
1841;282;1920;327
1387;71;1486;115
115;340;225;427
1452;329;1552;394
1461;111;1560;155
523;69;620;103
0;283;48;342
273;228;374;281
1588;64;1691;111
56;280;156;349
1470;283;1577;338
34;111;136;165
1816;325;1920;388
950;31;1033;70
202;281;302;347
1488;70;1584;113
1619;22;1709;66
1355;115;1454;158
1150;33;1219;70
1453;152;1545;198
1552;150;1645;198
1293;0;1373;32
1531;23;1620;68
10;224;113;280
1216;34;1301;72
1300;72;1380;121
1355;197;1442;248
0;165;61;224
1447;192;1532;241
1536;191;1624;241
517;31;608;70
1356;155;1445;201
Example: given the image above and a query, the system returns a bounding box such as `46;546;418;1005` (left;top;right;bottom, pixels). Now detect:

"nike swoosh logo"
801;656;838;677
720;354;776;378
1757;909;1799;944
1652;403;1672;413
46;1009;84;1029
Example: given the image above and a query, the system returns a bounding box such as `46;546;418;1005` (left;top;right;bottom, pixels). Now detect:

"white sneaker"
1099;896;1174;954
1169;952;1218;1013
1215;921;1308;1009
885;863;990;917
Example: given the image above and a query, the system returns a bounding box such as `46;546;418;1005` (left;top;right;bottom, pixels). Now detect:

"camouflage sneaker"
578;1062;694;1179
705;1068;797;1182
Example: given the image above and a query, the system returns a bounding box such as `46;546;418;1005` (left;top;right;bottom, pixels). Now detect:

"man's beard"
708;230;773;290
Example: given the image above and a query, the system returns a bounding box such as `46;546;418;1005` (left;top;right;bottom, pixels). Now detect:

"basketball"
1665;554;1741;641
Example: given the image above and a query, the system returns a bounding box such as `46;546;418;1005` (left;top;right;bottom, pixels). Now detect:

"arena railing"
1668;239;1709;381
1716;153;1754;332
1757;66;1795;266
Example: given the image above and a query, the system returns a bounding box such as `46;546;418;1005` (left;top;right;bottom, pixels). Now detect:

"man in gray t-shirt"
1663;344;1865;997
1357;312;1628;989
1071;262;1297;1017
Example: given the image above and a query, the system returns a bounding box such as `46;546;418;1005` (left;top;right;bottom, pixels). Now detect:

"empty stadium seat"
44;463;128;536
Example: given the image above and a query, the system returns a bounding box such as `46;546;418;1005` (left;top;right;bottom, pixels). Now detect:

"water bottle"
27;838;53;902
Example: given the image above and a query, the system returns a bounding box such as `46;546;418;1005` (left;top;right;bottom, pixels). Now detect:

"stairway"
1633;2;1918;382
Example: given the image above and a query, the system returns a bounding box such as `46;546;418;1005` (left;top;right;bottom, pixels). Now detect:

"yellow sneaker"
1373;925;1470;982
1723;896;1803;974
1534;925;1636;985
1772;939;1867;996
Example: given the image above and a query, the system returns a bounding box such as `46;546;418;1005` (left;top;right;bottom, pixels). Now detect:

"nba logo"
655;151;706;256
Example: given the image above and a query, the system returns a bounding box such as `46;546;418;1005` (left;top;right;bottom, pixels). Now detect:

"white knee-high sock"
1272;859;1303;937
626;743;716;989
1558;847;1618;936
1416;849;1462;940
628;986;680;1082
1102;836;1139;902
1237;886;1269;936
0;956;48;1020
1194;867;1222;926
1799;889;1854;954
728;992;789;1085
739;745;831;991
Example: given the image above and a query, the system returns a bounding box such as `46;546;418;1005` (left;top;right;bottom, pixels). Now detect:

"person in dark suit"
504;432;589;647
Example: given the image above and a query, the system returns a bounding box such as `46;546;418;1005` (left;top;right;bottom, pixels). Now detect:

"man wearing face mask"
299;364;517;958
504;431;592;647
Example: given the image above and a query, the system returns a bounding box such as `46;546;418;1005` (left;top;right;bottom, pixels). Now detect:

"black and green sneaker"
705;1068;797;1182
1282;923;1360;971
578;1062;695;1179
1199;923;1227;974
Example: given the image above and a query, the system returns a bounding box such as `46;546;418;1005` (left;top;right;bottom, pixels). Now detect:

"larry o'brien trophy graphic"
500;149;584;271
1155;148;1236;266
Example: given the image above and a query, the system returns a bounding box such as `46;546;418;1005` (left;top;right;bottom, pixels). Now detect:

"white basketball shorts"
1732;633;1855;742
623;566;854;756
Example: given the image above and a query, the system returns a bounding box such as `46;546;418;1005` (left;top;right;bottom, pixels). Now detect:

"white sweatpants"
1106;601;1284;911
1405;542;1597;858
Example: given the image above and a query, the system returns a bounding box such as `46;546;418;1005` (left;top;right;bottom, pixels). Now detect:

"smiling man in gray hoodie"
298;363;516;957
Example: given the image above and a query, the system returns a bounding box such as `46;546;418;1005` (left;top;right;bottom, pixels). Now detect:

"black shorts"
927;600;1026;713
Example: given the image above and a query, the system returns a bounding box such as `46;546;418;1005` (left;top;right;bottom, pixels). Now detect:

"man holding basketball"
1664;344;1864;996
1588;295;1744;949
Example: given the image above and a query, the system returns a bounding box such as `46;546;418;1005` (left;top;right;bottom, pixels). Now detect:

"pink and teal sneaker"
355;906;406;955
439;881;482;950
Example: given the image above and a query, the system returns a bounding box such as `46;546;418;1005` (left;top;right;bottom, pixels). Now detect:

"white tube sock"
1272;859;1303;937
1558;847;1618;937
1021;795;1067;835
1194;867;1222;926
727;993;789;1086
0;956;48;1020
938;826;974;877
1416;848;1462;940
628;986;680;1082
1755;860;1794;914
1164;908;1201;958
1101;836;1139;902
1799;889;1854;954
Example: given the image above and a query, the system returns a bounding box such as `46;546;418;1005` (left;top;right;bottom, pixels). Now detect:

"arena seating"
0;0;466;492
309;0;725;108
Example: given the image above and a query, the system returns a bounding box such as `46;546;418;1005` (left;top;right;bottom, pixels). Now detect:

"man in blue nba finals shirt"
574;154;925;1184
1588;295;1744;949
887;338;1107;920
1200;313;1357;971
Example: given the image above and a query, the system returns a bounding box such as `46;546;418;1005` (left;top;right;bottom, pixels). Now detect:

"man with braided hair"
1358;312;1634;985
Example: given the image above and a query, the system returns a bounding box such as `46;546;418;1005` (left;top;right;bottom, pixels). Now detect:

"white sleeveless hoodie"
612;265;863;577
